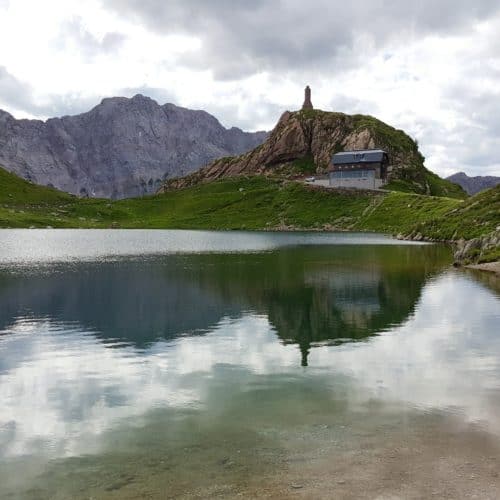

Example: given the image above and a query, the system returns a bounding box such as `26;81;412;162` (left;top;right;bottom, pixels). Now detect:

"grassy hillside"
0;167;73;205
385;171;467;199
1;166;498;263
0;164;479;230
407;184;500;241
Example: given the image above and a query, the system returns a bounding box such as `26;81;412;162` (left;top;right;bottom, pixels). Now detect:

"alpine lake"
0;230;499;499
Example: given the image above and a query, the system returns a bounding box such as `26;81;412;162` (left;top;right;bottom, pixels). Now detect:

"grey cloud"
102;0;500;80
201;99;283;132
54;18;127;60
414;116;500;175
437;74;500;172
0;66;101;118
0;66;37;114
332;94;381;117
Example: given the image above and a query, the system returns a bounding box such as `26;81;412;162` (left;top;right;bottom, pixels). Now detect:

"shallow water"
0;230;499;499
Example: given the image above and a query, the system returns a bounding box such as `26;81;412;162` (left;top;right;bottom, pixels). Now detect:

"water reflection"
0;245;449;360
1;236;500;499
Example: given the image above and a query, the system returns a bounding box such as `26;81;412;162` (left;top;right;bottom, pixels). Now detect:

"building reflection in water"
0;244;450;366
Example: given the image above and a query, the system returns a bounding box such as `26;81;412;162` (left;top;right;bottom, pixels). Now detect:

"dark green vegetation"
289;155;316;175
1;165;497;262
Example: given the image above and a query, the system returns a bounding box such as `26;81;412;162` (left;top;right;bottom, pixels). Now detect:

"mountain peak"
447;171;500;195
0;98;268;198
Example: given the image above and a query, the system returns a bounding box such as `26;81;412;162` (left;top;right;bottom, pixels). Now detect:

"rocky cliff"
446;171;500;195
0;94;267;198
161;109;465;198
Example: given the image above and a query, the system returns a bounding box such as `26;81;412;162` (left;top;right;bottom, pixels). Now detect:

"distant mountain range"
446;172;500;195
0;94;267;198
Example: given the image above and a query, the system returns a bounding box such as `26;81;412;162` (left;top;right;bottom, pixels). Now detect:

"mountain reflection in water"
0;245;449;366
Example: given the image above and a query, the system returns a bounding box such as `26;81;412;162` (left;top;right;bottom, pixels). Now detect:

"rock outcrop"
0;95;267;198
446;171;500;195
453;228;500;264
161;108;462;198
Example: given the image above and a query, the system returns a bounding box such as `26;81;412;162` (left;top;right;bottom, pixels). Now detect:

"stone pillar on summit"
302;85;313;110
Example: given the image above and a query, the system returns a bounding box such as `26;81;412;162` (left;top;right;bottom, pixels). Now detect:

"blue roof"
332;149;387;165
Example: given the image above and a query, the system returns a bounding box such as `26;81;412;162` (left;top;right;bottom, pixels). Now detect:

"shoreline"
465;261;500;276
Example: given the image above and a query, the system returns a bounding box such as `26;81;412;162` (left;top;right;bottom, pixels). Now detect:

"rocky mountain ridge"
446;171;500;195
0;94;267;198
161;109;465;199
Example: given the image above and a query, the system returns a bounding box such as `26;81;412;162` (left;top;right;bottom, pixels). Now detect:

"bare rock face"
0;95;267;198
162;109;428;191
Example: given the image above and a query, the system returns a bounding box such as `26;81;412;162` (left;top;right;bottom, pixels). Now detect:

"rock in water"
0;95;267;199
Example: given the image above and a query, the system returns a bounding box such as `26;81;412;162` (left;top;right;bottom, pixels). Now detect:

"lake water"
0;230;499;499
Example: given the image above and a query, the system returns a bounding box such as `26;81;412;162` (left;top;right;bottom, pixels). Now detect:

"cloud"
0;65;102;119
0;1;500;175
0;66;34;114
102;0;500;80
54;18;127;60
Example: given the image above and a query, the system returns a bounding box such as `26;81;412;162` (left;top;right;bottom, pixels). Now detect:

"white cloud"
0;0;499;175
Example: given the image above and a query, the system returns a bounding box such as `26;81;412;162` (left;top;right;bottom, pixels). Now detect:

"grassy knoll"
408;185;500;241
385;171;467;200
1;167;498;262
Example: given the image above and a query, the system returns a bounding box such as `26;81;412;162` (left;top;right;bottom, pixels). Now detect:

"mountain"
0;95;267;199
162;109;466;199
446;171;500;195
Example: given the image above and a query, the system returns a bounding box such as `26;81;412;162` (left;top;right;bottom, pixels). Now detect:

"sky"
0;0;499;177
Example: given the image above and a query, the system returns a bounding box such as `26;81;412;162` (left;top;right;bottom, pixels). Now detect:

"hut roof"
332;149;387;165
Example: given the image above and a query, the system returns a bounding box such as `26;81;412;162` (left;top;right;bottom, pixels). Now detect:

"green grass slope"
0;165;478;233
385;171;467;199
1;165;497;255
407;184;500;241
0;167;73;205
